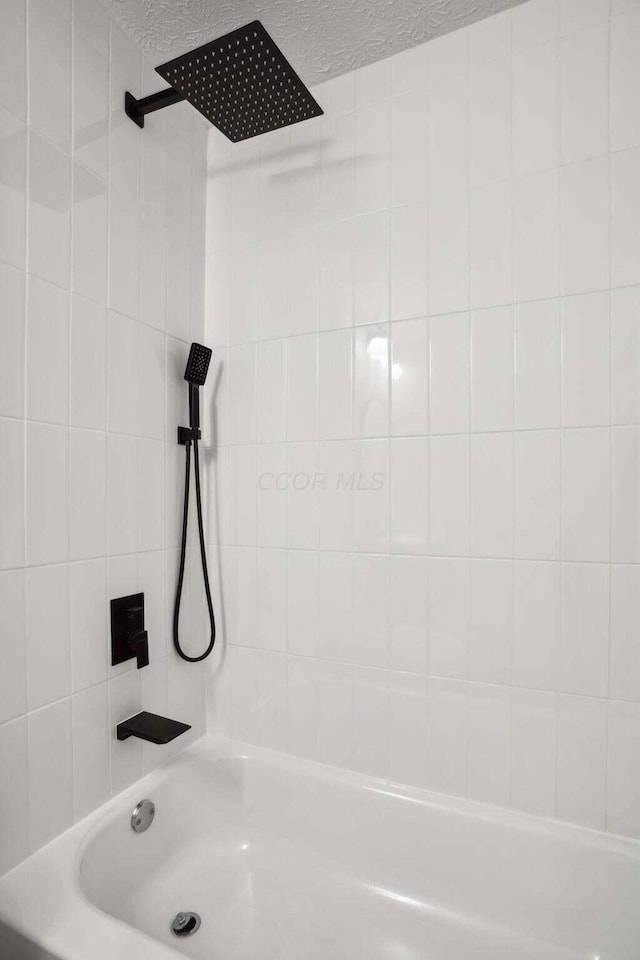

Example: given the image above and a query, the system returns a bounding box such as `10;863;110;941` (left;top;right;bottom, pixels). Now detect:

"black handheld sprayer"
174;343;216;662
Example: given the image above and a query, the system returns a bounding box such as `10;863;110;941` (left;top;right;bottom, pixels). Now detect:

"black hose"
173;438;216;662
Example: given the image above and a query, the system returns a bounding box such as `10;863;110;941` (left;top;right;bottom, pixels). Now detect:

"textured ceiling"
102;0;527;87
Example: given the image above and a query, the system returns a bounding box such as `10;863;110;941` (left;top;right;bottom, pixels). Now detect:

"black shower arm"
125;88;186;128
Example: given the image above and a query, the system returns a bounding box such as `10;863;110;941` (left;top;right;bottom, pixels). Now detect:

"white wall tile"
230;645;259;742
0;0;27;121
319;220;353;331
469;184;512;310
353;211;390;324
317;442;354;551
28;698;73;851
512;0;559;53
557;693;607;829
108;188;139;320
515;299;561;429
513;42;559;177
391;90;428;206
27;276;69;425
560;562;609;696
610;11;640;152
287;334;318;441
288;656;318;759
560;0;609;35
107;310;138;435
606;699;640;838
72;165;107;305
428;73;468;198
0;264;25;420
389;556;428;674
514;560;561;691
429;435;469;557
390;672;427;787
352;554;389;668
257;444;287;548
428;558;469;680
353;666;389;777
286;442;319;550
467;683;511;806
26;422;68;565
426;677;468;796
69;428;106;559
0;418;24;570
515;430;561;559
70;559;106;693
137;438;163;552
138;324;165;440
28;132;71;289
513;170;560;302
470;433;513;558
73;26;109;179
318;552;353;662
390;203;427;322
318;329;352;440
611;287;640;425
561;428;610;561
355;102;390;214
258;651;288;750
471;305;514;431
610;564;640;702
390;318;429;437
469;560;513;685
469;56;511;188
70;296;106;430
560;27;608;165
0;571;26;724
560;157;610;296
429;312;470;434
29;0;70;150
287;226;319;335
612;426;640;562
257;238;287;340
72;682;110;819
0;107;27;271
391;43;428;96
354;324;389;438
0;718;28;874
390;438;428;554
354;439;389;552
256;549;287;652
561;292;610;427
107;434;138;555
511;688;557;817
428;192;469;316
26;565;70;711
611;148;640;288
109;668;142;794
287;551;318;657
228;343;257;444
256;339;286;444
317;660;353;767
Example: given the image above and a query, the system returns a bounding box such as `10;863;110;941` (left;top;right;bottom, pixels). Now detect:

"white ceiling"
103;0;528;87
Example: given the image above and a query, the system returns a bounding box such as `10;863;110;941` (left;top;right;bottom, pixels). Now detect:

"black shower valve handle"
130;630;149;670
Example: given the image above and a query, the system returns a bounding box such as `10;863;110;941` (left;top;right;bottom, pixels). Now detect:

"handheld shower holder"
177;426;200;445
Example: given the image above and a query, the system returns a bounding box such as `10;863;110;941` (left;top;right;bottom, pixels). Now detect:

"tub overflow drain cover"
171;912;202;937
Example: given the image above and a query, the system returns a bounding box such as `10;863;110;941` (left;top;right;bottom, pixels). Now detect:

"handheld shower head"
184;342;212;387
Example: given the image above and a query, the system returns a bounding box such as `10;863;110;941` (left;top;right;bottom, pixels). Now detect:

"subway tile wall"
0;0;209;874
205;0;640;839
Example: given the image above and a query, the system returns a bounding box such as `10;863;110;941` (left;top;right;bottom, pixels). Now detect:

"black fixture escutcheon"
111;593;149;669
117;711;191;744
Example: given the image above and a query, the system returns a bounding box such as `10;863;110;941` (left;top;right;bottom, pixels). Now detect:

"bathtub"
1;736;639;960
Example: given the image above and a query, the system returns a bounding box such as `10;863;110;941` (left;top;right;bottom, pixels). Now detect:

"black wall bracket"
111;592;149;669
125;88;185;128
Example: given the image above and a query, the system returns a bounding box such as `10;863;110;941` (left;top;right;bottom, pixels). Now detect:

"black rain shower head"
184;342;212;387
125;20;323;141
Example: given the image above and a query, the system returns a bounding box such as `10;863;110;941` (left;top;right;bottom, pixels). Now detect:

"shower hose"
173;437;216;662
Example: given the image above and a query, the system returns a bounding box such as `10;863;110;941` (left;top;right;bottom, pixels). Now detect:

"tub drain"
171;912;201;937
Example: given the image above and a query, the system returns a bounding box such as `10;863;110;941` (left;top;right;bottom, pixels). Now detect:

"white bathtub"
1;735;639;960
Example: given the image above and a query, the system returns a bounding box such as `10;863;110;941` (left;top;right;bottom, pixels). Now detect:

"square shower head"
155;20;323;143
